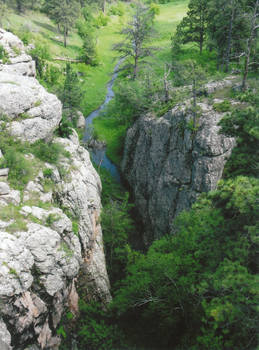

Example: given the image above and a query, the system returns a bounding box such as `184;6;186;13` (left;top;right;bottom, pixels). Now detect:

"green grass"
93;116;128;165
149;0;188;74
3;8;126;117
78;16;125;116
93;1;189;165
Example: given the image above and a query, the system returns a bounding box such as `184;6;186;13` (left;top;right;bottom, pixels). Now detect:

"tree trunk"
102;0;106;13
64;30;67;48
225;0;235;73
199;36;203;55
192;78;197;130
133;56;138;80
16;0;22;13
242;0;259;90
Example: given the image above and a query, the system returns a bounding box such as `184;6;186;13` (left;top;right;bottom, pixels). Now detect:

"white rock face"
0;72;62;142
54;133;111;304
0;29;110;349
0;28;36;77
0;132;111;348
0;29;62;143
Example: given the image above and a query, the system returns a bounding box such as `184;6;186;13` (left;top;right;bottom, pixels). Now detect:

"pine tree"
207;0;249;72
62;64;82;110
173;0;208;54
43;0;80;47
113;2;156;79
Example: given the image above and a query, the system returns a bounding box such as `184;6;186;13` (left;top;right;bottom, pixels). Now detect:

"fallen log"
53;57;84;63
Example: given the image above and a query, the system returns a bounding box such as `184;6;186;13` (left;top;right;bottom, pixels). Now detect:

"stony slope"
0;29;110;349
122;99;236;244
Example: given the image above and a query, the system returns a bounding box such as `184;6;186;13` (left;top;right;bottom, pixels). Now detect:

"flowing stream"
84;59;123;182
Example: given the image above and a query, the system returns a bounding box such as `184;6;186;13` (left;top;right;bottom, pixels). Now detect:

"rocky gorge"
0;29;110;349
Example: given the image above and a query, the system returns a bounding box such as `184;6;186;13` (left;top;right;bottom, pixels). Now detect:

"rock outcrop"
122;100;236;243
0;29;61;143
0;28;36;77
0;29;110;349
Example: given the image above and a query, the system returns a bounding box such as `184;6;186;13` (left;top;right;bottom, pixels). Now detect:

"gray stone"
0;72;62;143
0;168;9;177
0;318;12;349
0;28;36;77
54;136;111;303
0;182;10;195
0;189;20;205
121;101;236;243
0;27;111;349
76;111;85;128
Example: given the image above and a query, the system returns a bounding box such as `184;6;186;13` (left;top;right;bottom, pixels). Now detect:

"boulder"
0;73;62;142
0;28;36;77
0;182;10;195
76;111;85;128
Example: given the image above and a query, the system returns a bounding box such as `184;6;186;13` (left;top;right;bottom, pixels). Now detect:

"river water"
84;59;123;182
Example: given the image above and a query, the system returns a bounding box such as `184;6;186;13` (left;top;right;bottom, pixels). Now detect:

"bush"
0;44;9;63
213;99;232;112
0;149;33;190
57;115;73;138
108;2;125;16
76;301;125;350
94;12;109;27
31;140;70;164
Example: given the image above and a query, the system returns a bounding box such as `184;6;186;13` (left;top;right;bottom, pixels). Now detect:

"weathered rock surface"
0;29;110;349
54;133;111;304
0;28;36;77
0;133;111;349
122;101;236;243
0;29;61;143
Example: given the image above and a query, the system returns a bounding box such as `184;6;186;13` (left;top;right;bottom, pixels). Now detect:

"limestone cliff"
0;29;110;349
122;100;236;244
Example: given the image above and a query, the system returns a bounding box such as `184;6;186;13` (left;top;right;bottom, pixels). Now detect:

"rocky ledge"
0;29;110;349
122;100;236;244
0;29;61;143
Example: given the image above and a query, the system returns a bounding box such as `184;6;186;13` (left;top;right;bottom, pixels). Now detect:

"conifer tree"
43;0;80;47
113;2;156;79
173;0;208;54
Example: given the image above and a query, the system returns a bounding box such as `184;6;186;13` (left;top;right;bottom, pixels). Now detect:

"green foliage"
0;44;9;63
108;2;125;16
43;0;80;47
61;64;82;109
173;0;208;54
102;192;134;284
0;148;33;190
31;140;70;165
213;99;232;112
46;213;59;226
219;97;259;178
76;9;98;66
112;176;259;349
95;11;110;27
57;115;73;138
0;131;70;189
76;301;125;350
113;2;156;79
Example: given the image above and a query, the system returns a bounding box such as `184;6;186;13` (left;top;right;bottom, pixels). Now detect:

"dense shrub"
112;176;259;349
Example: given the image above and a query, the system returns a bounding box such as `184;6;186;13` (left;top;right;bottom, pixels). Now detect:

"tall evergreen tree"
62;64;82;109
43;0;80;47
113;2;156;79
173;0;208;54
207;0;249;72
242;0;259;89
